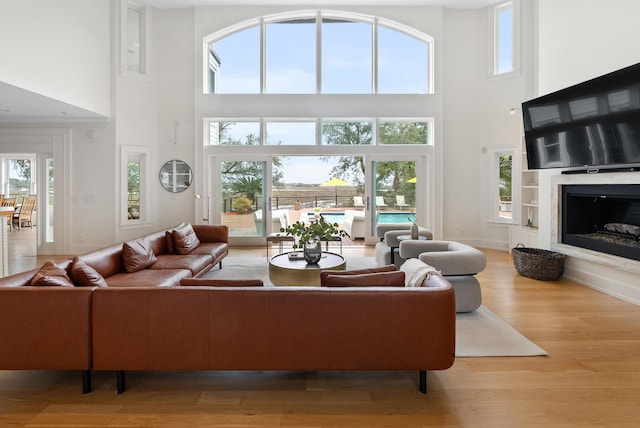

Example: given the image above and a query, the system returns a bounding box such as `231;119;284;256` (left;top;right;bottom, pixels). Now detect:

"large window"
206;119;432;146
493;150;513;221
492;1;516;75
121;1;150;77
121;145;150;227
206;12;432;94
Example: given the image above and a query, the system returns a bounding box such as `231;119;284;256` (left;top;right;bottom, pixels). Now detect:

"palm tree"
229;176;262;206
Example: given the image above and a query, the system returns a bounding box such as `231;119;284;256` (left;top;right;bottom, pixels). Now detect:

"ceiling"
146;0;497;9
0;0;495;123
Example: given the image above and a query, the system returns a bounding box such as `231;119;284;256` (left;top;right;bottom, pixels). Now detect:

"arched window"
205;12;433;95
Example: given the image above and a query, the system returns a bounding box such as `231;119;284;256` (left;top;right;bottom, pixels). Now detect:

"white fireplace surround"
550;171;640;306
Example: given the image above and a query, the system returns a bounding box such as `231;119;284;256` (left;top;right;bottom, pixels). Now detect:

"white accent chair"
399;240;487;312
374;223;433;268
343;209;365;239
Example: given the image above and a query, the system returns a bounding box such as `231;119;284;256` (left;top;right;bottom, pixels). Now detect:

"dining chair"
2;198;17;231
12;196;36;230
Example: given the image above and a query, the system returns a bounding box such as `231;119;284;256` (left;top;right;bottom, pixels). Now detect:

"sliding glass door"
217;158;268;239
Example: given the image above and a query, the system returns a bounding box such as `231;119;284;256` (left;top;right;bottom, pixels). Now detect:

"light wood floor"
2;231;640;427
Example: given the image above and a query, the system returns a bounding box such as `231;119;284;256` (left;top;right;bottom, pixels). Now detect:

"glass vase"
303;237;322;264
411;222;419;239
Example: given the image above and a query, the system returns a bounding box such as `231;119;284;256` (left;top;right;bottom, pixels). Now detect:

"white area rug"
208;256;548;358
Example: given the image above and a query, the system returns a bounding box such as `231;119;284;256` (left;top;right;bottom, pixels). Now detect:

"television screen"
522;62;640;171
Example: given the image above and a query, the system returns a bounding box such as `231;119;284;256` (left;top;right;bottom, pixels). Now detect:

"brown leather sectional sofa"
0;225;456;395
0;223;228;393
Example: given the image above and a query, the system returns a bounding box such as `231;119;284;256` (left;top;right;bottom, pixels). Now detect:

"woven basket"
511;244;565;281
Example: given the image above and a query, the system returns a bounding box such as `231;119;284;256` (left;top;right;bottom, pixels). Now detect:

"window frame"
203;11;434;95
120;145;151;229
490;147;515;224
489;0;520;78
120;0;151;79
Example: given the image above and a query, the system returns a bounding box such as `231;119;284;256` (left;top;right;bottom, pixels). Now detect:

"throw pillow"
324;271;405;287
179;278;264;287
165;222;186;254
165;231;176;254
122;237;158;273
172;223;201;255
69;257;108;287
400;258;441;287
30;260;74;287
319;264;396;287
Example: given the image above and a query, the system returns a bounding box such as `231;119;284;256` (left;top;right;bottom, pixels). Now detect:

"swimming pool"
319;212;412;225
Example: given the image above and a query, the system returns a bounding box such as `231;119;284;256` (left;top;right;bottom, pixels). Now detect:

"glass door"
216;157;268;244
367;157;423;243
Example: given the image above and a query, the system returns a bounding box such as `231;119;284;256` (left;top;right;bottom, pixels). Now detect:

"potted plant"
280;216;345;264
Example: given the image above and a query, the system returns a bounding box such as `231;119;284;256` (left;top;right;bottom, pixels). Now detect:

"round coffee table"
269;252;346;286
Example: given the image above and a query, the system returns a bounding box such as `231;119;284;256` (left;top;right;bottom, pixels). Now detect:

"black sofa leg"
419;370;427;394
82;370;92;394
116;371;126;394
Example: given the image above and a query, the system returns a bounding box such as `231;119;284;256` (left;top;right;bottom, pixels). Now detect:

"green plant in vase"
280;216;346;264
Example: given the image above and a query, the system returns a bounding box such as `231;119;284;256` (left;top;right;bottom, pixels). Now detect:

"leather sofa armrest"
193;225;229;243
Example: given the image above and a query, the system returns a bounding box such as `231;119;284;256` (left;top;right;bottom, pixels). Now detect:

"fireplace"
562;184;640;261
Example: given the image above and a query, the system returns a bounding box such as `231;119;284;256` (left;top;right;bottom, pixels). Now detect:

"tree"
322;121;371;186
228;176;262;205
499;155;512;200
323;122;423;196
217;123;284;188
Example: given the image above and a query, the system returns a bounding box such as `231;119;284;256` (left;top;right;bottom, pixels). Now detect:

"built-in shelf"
508;144;539;251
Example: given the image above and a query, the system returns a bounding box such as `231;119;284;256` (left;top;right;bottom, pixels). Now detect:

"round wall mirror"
159;160;192;193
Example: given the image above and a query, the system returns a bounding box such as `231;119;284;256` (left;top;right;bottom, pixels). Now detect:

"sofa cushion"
30;261;74;287
173;223;201;255
320;265;396;287
189;242;228;260
122;237;158;273
106;269;192;287
150;254;214;276
324;271;405;287
179;278;264;287
69;257;108;287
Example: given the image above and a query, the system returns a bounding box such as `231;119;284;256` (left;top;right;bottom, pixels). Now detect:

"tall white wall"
442;5;531;248
0;0;111;117
154;8;197;229
537;0;640;96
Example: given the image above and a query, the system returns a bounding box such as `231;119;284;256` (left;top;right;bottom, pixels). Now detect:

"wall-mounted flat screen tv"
522;62;640;171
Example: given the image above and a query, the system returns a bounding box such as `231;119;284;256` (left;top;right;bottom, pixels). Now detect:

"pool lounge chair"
353;196;365;207
395;195;409;210
376;196;388;208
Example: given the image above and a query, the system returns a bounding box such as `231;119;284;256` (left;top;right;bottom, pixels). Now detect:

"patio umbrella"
406;177;417;183
319;177;350;206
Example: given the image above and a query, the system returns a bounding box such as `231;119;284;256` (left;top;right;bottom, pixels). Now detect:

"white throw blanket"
400;258;442;287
